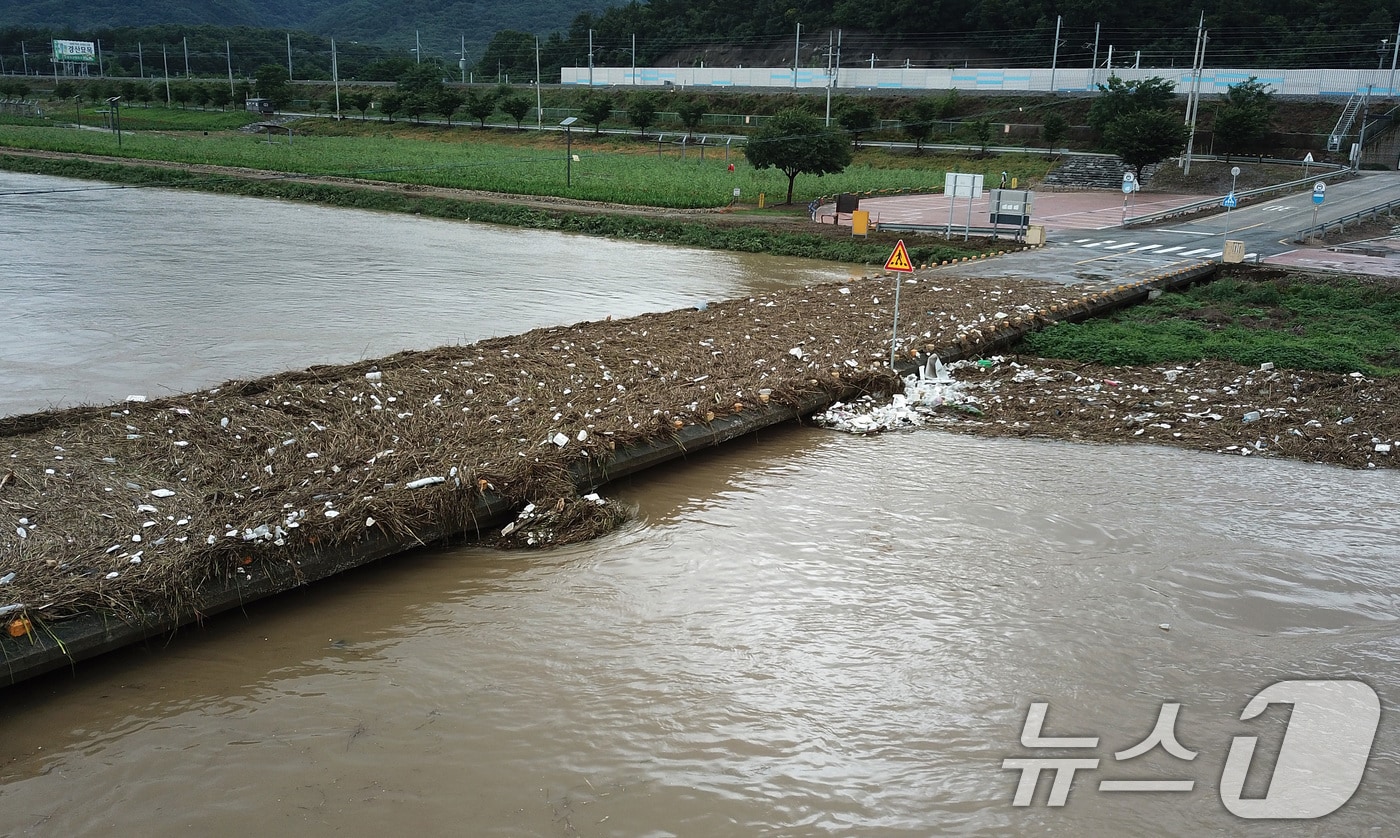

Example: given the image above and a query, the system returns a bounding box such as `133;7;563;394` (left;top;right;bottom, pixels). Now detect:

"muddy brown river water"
2;173;1398;836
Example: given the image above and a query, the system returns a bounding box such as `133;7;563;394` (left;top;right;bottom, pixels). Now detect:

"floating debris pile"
0;272;1092;630
867;356;1399;468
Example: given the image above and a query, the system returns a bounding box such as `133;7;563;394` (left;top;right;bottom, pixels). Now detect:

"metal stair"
1328;93;1365;152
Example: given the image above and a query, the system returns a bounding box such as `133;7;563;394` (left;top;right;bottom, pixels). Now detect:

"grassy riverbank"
1018;267;1400;376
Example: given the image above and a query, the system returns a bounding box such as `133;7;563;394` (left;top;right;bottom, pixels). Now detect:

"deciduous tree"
500;93;531;128
1213;77;1276;157
628;91;657;136
743;107;853;205
347;91;373;120
580;94;613;133
1041;112;1068;149
253;64;290;109
837;101;878;148
1104;109;1190;180
464;89;497;127
675;96;707;137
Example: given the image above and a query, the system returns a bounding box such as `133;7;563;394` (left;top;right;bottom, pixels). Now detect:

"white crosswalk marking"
1180;248;1211;256
1072;238;1091;244
1104;242;1139;250
1132;244;1162;251
1244;253;1257;260
1082;241;1109;248
1203;251;1223;258
1156;246;1184;253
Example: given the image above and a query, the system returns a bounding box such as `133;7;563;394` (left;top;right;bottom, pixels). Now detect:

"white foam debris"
125;395;147;402
150;488;176;498
552;432;569;447
817;361;983;434
405;476;446;489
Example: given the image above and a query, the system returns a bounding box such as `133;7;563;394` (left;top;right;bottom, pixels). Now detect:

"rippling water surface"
0;171;856;416
2;174;1397;836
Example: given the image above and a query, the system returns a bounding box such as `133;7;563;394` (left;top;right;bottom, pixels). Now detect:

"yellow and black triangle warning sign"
884;239;914;273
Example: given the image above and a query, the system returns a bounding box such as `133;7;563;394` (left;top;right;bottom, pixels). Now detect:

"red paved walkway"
817;190;1216;232
1263;246;1400;278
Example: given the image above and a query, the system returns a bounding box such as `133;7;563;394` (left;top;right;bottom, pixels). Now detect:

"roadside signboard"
1312;181;1326;205
943;172;984;199
989;189;1033;227
1221;193;1238;209
52;40;96;63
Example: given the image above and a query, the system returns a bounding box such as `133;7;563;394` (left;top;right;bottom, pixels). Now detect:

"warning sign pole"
884;240;915;368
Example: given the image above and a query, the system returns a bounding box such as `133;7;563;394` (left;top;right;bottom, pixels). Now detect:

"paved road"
851;170;1400;279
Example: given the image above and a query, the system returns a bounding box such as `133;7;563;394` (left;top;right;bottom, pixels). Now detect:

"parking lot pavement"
816;190;1217;232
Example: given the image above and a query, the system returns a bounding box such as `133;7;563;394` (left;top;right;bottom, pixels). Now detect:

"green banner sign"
52;40;97;63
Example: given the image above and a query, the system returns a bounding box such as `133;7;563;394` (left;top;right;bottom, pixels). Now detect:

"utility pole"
415;30;421;64
332;38;341;118
459;34;466;83
286;33;292;80
162;44;171;103
21;41;27;75
535;37;542;129
1183;15;1207;175
138;42;144;79
632;33;636;84
1135;50;1140;69
588;29;593;86
184;37;189;77
870;53;877;69
1049;15;1061;93
793;23;801;89
825;30;834;125
226;41;234;95
1391;22;1400;93
1090;23;1100;88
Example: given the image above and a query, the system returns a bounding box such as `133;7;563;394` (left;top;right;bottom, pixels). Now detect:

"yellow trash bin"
852;210;870;237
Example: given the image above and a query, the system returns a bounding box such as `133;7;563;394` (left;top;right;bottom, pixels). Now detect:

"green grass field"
1020;273;1400;376
0;115;1053;209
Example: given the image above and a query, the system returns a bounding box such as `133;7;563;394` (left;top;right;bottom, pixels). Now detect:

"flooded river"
2;173;1398;836
0;172;857;417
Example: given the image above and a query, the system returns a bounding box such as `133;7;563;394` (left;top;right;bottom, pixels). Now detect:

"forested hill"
566;0;1400;70
4;0;1398;77
0;0;617;61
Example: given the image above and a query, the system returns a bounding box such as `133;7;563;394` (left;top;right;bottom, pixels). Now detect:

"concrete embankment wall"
0;261;1219;688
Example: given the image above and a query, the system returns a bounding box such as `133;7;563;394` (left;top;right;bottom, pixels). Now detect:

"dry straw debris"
0;272;1091;629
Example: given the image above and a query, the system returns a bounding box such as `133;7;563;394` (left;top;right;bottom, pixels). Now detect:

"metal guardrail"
1292;197;1400;242
1123;162;1353;228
